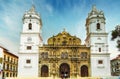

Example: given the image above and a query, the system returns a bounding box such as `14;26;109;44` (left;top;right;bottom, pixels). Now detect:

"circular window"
27;37;32;42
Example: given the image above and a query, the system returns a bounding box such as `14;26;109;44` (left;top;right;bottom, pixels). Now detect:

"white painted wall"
85;6;111;77
91;54;111;77
18;54;39;77
22;19;41;33
19;34;41;53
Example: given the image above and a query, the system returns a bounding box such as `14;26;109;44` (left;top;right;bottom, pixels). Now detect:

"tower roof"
87;5;105;19
29;5;35;13
23;5;39;17
85;5;105;26
22;5;42;26
92;5;97;12
24;5;38;15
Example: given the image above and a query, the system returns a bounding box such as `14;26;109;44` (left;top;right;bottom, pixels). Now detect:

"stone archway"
59;63;70;78
81;65;88;77
41;65;49;77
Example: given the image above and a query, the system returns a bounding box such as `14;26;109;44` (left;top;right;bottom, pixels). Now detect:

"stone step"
5;76;119;79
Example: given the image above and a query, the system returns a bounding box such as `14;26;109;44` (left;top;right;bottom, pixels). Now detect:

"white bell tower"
85;5;111;77
18;5;42;77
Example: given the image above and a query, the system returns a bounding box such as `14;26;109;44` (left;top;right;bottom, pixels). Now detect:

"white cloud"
73;19;86;44
0;2;23;35
0;1;26;55
0;37;19;55
45;4;53;14
3;15;14;29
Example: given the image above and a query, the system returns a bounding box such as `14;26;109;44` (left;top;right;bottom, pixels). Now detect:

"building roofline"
0;46;18;58
4;51;18;58
111;54;120;61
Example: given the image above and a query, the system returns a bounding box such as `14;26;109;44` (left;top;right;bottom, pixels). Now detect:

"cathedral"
39;29;91;77
18;5;111;78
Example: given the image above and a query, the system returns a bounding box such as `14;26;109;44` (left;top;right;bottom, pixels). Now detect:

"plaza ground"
6;76;119;79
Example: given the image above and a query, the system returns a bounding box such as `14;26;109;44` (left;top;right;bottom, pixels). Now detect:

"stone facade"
39;30;90;78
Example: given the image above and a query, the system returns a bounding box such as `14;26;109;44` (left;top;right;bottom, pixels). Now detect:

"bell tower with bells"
85;5;111;77
18;5;43;77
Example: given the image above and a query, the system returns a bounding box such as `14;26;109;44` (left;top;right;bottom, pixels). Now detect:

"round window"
27;37;32;42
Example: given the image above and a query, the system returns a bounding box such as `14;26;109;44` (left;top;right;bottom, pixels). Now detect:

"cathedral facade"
18;5;111;78
39;30;90;77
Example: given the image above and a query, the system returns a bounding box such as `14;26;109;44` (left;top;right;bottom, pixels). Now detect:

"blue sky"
0;0;119;59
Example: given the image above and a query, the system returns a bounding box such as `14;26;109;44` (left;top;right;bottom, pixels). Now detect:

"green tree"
111;25;120;50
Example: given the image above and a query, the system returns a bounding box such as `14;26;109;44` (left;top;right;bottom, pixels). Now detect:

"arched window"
6;72;9;77
41;52;48;58
58;38;60;41
61;52;68;59
28;23;32;30
99;48;101;52
80;52;87;58
62;41;67;45
59;63;70;78
96;23;100;29
81;65;88;77
41;65;49;77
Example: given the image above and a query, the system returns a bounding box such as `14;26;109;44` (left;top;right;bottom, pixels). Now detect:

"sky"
0;0;119;59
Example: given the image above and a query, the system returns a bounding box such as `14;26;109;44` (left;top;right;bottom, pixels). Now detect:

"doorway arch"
59;63;70;78
41;65;49;77
81;65;88;77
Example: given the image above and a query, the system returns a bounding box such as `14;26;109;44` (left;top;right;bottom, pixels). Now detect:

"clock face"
27;37;32;42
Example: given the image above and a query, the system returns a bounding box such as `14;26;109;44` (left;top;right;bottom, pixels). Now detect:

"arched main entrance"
41;65;49;77
81;65;88;77
59;63;70;78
